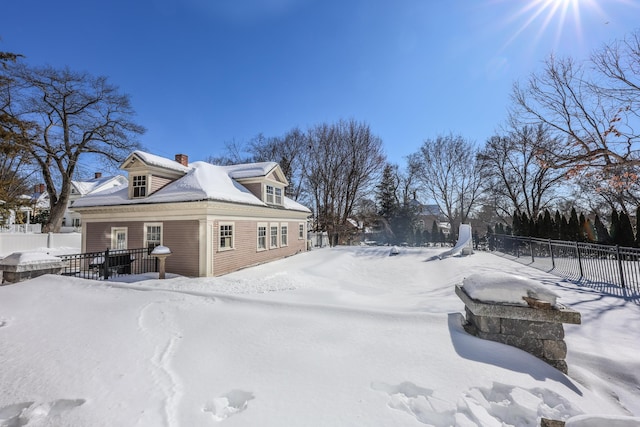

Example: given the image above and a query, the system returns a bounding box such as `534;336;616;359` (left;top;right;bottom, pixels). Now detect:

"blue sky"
3;0;639;176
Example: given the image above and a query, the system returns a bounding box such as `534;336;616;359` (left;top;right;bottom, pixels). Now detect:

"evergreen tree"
376;164;399;222
431;220;439;243
559;214;569;240
553;210;562;239
535;213;544;237
512;211;521;236
610;210;620;244
618;211;635;247
519;213;529;236
594;215;611;244
542;210;553;239
568;208;580;241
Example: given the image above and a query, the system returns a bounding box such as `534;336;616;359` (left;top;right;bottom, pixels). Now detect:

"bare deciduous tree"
1;63;145;232
512;31;640;170
306;119;385;245
413;134;484;237
478;124;567;220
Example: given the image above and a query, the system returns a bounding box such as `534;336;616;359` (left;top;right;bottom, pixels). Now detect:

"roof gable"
222;162;289;185
121;150;191;175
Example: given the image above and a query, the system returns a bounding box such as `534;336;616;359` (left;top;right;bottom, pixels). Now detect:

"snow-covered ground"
1;246;638;426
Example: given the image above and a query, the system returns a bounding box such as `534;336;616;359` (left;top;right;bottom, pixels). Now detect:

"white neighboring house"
28;173;128;232
65;173;128;230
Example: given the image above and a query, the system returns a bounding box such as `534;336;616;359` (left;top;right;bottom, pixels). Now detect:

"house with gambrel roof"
72;151;310;277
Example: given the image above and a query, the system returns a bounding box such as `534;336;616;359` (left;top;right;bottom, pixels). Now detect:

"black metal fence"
490;234;640;296
58;248;158;280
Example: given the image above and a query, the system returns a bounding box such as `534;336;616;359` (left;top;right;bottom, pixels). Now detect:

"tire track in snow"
137;300;184;427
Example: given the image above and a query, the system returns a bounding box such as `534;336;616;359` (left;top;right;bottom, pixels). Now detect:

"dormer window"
266;185;274;204
265;185;282;205
132;175;147;198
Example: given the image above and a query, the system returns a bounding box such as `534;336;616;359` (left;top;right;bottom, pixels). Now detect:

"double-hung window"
275;188;282;205
257;224;267;250
281;224;288;246
266;185;274;204
299;223;305;239
144;223;162;253
132;175;147;198
219;223;234;251
270;224;279;248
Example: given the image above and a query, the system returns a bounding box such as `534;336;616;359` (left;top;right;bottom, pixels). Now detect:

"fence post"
615;245;626;288
575;242;583;279
548;239;555;270
104;248;110;280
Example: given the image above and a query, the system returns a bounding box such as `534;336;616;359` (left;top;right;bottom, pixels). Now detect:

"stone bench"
0;252;65;284
455;274;581;374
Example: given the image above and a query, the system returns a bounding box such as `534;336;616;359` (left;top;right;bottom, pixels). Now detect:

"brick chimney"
175;154;188;166
34;183;45;194
94;172;102;179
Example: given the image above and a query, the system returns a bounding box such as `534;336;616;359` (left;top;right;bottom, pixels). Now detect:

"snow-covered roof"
73;161;310;213
221;162;279;180
123;150;191;174
72;175;127;196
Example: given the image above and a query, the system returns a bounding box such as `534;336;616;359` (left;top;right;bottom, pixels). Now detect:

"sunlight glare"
502;0;606;51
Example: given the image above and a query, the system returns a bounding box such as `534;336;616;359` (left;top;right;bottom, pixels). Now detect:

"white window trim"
132;174;148;198
143;222;163;253
111;227;128;250
265;185;274;204
218;221;235;252
275;187;282;205
270;223;279;249
280;222;288;247
298;223;305;240
257;222;268;251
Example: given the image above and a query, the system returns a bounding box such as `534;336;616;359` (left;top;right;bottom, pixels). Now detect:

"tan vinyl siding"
162;220;200;276
86;221;143;251
85;220;201;277
149;175;173;194
242;182;262;200
212;219;305;276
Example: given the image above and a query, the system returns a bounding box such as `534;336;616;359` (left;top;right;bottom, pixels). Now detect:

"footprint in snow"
203;390;254;422
372;381;455;425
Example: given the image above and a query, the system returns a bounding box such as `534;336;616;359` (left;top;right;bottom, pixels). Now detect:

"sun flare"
502;0;605;51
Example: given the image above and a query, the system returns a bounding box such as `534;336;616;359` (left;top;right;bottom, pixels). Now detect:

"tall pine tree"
610;210;620;245
618;211;635;247
594;215;611;244
568;208;580;241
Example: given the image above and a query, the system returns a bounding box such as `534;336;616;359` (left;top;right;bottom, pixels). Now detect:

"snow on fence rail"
490;234;640;297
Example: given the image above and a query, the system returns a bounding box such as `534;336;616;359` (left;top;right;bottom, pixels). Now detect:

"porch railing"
490;234;640;297
58;247;158;280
